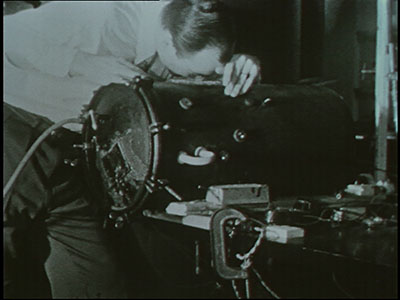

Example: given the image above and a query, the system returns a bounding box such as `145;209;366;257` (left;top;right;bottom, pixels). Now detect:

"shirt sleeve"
4;2;107;77
98;2;142;62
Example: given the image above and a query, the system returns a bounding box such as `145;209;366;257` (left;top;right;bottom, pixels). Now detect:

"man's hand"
216;54;261;98
69;50;148;86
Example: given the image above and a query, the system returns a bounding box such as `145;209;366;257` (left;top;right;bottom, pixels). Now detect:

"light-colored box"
265;225;305;243
206;184;269;206
344;184;375;196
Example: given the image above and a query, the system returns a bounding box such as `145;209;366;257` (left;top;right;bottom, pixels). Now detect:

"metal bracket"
210;208;249;280
144;177;183;201
149;122;171;134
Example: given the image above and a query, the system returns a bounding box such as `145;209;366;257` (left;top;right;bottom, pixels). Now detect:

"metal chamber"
83;80;356;215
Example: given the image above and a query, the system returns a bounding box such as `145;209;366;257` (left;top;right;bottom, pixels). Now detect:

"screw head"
114;221;124;229
219;150;230;161
244;98;255;106
108;212;118;220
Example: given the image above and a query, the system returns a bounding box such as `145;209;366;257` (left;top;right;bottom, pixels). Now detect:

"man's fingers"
223;56;261;97
220;54;261;97
230;73;248;97
230;58;254;96
241;58;253;77
234;55;247;76
229;55;247;87
241;76;255;95
249;63;259;80
223;62;234;86
241;64;258;94
224;82;234;95
224;55;246;88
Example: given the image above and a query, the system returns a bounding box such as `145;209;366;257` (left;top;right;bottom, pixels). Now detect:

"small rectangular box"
344;184;375;196
265;225;305;244
165;200;221;216
206;184;269;206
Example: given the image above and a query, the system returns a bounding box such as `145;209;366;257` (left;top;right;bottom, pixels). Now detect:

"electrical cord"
3;118;83;204
331;272;355;299
251;267;280;299
231;280;243;299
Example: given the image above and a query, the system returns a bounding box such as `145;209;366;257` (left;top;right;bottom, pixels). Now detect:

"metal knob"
262;98;272;106
179;97;194;110
233;129;247;143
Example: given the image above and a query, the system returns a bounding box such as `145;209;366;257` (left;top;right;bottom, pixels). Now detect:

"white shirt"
4;1;167;125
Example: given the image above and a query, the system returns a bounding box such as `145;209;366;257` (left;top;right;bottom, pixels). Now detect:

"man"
3;1;260;298
4;0;260;124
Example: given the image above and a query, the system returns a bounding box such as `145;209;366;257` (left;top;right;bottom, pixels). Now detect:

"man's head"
156;0;235;77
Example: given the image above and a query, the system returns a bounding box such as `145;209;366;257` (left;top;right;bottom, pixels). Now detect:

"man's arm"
4;58;98;123
69;50;149;86
3;104;57;298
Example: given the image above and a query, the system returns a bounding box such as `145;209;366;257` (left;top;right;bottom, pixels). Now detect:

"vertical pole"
374;0;392;181
287;0;302;83
388;43;398;135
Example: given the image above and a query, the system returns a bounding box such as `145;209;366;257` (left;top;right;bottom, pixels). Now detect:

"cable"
247;216;268;227
251;267;280;299
331;272;355;299
231;280;243;299
3;118;82;203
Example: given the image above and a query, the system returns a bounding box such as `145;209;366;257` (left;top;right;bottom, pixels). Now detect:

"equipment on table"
80;78;354;227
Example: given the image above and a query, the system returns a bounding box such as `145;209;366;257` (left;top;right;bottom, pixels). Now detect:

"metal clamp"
210;208;248;280
144;177;183;201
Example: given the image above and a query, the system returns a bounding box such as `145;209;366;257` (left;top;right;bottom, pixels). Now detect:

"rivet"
244;98;255;106
219;151;230;161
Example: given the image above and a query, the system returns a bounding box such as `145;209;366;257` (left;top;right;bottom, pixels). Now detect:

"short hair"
161;0;236;63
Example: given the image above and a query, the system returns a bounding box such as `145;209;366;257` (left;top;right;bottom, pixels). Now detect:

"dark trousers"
3;103;128;298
